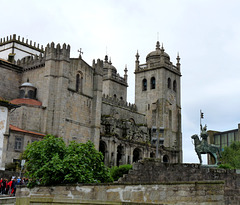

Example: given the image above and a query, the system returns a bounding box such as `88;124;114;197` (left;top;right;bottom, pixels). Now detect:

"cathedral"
0;34;182;170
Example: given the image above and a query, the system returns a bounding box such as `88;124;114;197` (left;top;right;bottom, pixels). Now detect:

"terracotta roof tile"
10;98;42;106
9;124;45;137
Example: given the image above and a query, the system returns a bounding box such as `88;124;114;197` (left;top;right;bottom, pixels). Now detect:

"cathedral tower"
135;41;182;162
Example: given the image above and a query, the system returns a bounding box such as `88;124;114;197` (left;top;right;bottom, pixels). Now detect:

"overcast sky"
2;0;240;163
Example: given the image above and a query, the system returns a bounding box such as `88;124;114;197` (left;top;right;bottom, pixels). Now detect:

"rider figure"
200;124;208;152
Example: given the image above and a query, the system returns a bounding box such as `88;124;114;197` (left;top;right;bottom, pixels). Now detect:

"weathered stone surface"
119;160;240;205
16;182;224;205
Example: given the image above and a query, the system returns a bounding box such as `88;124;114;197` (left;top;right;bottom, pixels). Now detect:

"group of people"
0;177;28;196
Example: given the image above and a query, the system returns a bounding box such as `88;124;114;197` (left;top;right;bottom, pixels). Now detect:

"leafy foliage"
22;135;113;187
219;141;240;169
110;164;132;181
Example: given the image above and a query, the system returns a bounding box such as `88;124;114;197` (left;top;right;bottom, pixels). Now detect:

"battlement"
92;59;103;75
16;54;45;71
102;94;137;112
45;42;70;61
0;34;44;52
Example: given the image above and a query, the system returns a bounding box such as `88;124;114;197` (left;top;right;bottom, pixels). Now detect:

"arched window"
142;79;147;91
133;148;142;163
173;80;177;92
99;140;107;164
168;78;171;89
76;74;80;92
28;90;35;99
19;90;25;98
76;72;83;92
151;77;155;89
117;144;124;166
163;155;169;163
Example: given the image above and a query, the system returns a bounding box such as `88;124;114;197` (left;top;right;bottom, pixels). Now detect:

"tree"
22;135;113;187
219;141;240;169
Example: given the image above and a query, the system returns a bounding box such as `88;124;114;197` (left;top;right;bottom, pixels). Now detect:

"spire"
156;41;160;50
160;43;165;52
176;52;181;71
109;57;112;65
135;50;140;61
104;55;108;63
124;64;128;82
135;50;140;71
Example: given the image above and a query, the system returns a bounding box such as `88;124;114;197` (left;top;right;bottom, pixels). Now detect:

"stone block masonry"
16;181;224;205
119;159;240;205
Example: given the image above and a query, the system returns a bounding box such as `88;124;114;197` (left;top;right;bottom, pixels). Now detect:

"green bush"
218;163;234;170
22;135;113;187
220;141;240;169
110;164;132;181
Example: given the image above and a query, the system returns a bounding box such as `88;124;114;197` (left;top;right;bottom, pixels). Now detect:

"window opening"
173;80;177;92
15;137;23;151
151;77;156;89
168;78;171;89
142;79;147;91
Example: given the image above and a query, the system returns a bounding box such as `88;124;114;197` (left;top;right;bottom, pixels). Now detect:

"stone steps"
0;196;16;205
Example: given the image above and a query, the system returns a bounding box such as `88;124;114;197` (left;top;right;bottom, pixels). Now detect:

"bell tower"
134;41;182;163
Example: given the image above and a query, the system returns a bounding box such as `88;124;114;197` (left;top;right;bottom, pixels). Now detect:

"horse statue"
191;134;222;165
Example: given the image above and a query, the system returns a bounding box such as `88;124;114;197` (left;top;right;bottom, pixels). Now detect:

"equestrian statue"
191;125;221;165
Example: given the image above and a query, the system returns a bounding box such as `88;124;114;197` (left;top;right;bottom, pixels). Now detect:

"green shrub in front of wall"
110;164;132;181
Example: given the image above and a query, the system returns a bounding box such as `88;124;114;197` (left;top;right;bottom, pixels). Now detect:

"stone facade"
135;42;182;162
0;100;19;170
0;34;182;169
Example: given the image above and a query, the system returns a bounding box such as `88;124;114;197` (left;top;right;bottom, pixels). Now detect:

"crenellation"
0;34;44;52
102;94;137;111
45;42;70;61
92;59;103;75
17;53;46;70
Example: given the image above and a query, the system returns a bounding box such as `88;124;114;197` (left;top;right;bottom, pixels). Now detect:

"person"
10;178;16;196
2;178;7;194
0;178;2;194
7;178;12;195
16;177;21;185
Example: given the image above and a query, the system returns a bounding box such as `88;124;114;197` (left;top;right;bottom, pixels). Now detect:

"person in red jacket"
0;178;2;194
7;179;12;195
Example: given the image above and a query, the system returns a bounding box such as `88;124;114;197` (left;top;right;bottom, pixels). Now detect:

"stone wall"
119;159;240;205
16;181;224;205
0;62;21;100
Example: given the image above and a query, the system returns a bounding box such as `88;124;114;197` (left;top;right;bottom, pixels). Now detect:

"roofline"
0;59;23;73
0;100;20;110
9;124;45;137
